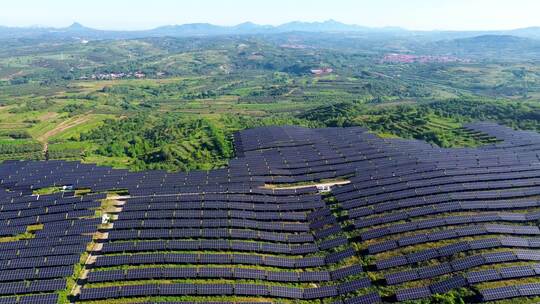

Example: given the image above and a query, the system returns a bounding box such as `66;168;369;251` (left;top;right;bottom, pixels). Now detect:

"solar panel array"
1;122;540;303
0;179;104;303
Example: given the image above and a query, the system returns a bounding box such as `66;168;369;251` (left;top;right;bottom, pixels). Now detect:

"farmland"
0;34;539;171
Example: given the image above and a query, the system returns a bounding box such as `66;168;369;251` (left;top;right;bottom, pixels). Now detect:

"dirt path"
37;113;92;156
70;195;127;300
264;180;351;190
284;87;298;97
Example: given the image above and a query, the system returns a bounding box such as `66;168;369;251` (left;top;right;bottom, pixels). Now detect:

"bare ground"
37;113;92;154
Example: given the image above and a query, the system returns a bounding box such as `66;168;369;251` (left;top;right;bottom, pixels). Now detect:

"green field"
0;34;539;171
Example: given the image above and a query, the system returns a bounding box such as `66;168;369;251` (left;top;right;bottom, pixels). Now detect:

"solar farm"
1;122;540;304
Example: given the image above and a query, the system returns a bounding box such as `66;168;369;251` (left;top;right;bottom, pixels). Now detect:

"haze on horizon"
0;0;539;32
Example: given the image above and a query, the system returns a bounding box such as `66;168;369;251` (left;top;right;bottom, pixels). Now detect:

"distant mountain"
149;23;226;36
0;22;129;40
66;22;86;30
150;20;386;36
506;27;540;39
430;34;540;60
276;19;369;32
0;20;408;40
0;21;539;41
454;34;534;45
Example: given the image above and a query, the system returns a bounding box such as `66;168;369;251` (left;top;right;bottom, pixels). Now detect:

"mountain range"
1;20;540;41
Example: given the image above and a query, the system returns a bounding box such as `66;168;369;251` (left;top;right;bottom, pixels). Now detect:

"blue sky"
0;0;538;31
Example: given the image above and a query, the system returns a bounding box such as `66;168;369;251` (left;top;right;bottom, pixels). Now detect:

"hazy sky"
0;0;539;31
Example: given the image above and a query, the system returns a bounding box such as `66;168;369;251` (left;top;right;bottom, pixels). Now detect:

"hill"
422;34;540;60
2;21;540;41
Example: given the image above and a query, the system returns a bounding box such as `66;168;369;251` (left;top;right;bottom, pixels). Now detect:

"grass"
0;223;42;242
33;186;63;195
49;114;115;141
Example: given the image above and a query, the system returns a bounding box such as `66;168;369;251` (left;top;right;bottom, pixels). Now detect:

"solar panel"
232;254;263;265
450;255;486;271
482;286;520;301
235;284;268;296
517;283;540;296
267;271;298;282
396;286;431;301
264;256;295;268
466;269;501;284
343;293;382;304
19;294;59;304
159;283;196;295
500;266;535;279
429;275;467;294
418;263;452;279
303;286;338;299
268;286;303;299
407;249;439;263
483;251;517;263
337;278;371;294
198;267;233;278
385;270;419;285
197;284;233;295
331;264;363;280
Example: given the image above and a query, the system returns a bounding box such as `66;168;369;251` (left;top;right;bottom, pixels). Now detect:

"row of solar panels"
79;279;372;300
121;200;324;211
114;211;336;230
466;122;540;145
0;265;73;283
385;250;540;285
346;162;536;189
0;201;100;221
87;264;363;283
342;171;540;201
354;194;540;223
376;236;540;270
0;253;81;270
342;164;540;193
0;293;58;304
107;221;341;248
1;210;95;229
340;177;540;204
482;283;540;301
107;227;315;243
340;184;540;210
99;237;347;255
3;169;353;191
145;293;378;304
342;176;540;206
368;224;540;254
1;243;86;261
0;193;105;209
346;163;540;186
0;279;65;296
0;235;91;251
359;212;540;240
398;265;540;301
352;199;540;226
101;237;348;255
118;209;309;221
240;148;534;173
126;192;320;204
110;218;311;232
92;248;357;268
